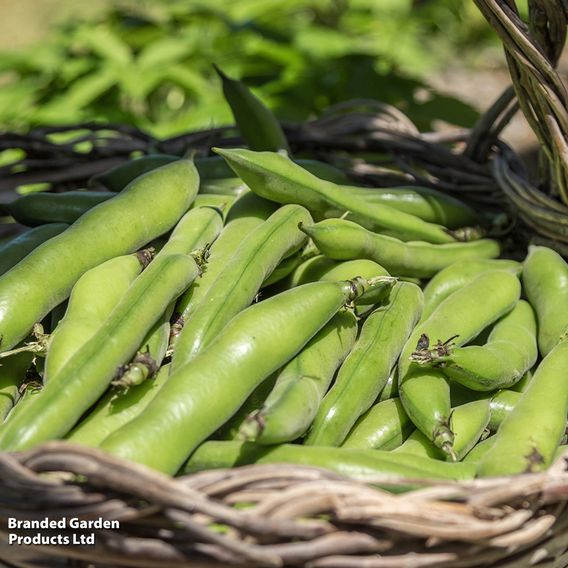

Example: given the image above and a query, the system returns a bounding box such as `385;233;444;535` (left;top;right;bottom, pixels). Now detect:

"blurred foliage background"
0;0;528;138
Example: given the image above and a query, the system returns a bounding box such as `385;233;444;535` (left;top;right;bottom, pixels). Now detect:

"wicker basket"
1;442;568;568
2;2;568;567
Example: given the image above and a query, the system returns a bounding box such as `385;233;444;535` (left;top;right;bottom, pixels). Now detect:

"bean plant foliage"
0;0;494;138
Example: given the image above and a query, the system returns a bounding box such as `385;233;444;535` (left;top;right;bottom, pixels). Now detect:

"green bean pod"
449;399;491;462
488;390;521;432
399;367;454;455
378;369;399;401
67;365;171;447
100;279;368;474
0;253;199;450
182;441;476;482
90;154;179;191
422;259;522;322
215;375;277;440
112;307;172;389
394;430;445;459
342;185;479;228
522;245;568;356
3;379;42;424
239;310;357;444
305;282;423;447
415;300;538;391
190;193;236;215
4;191;114;227
173;192;278;328
0;159;199;352
283;256;391;305
478;339;568;476
215;148;456;244
155;206;224;260
215;65;289;153
44;253;146;382
172;204;312;369
462;436;495;463
199;177;247;197
341;398;414;450
398;271;521;453
300;219;500;278
0;224;68;277
0;352;32;421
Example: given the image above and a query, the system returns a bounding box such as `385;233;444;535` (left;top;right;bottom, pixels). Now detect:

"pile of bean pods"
0;68;567;486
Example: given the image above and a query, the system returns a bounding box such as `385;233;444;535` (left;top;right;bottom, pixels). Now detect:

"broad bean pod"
0;159;198;352
478;339;568;476
522;246;568;356
44;253;147;382
0;224;68;277
173;192;277;332
341;185;479;228
239;310;357;444
172;204;312;369
100;279;369;474
215;65;289;153
67;365;171;447
216;148;457;243
341;398;414;451
183;441;476;482
421;259;521;321
306;282;423;446
0;253;199;450
398;271;521;453
300;218;500;278
4;191;113;226
412;300;537;391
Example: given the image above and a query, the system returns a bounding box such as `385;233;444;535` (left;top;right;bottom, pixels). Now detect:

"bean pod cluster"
0;69;566;485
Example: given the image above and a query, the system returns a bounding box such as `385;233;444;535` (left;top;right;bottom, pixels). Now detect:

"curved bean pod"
90;154;179;191
488;390;521;432
172;204;312;369
422;259;521;321
0;224;68;277
215;148;456;243
449;399;491;462
0;159;198;352
215;65;289;152
398;271;521;453
100;279;368;474
478;339;568;476
378;369;399;401
394;430;444;459
462;436;495;463
341;398;414;450
522;245;568;356
239;310;357;444
112;308;171;389
4;191;113;227
300;219;500;278
0;253;199;450
45;253;147;382
413;300;537;391
67;365;171;447
173;192;277;329
283;256;391;305
182;441;476;482
155;206;224;260
343;185;479;228
0;352;32;421
306;282;423;447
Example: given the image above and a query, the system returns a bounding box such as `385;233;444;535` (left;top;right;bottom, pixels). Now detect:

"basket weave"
1;442;568;568
473;0;568;253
